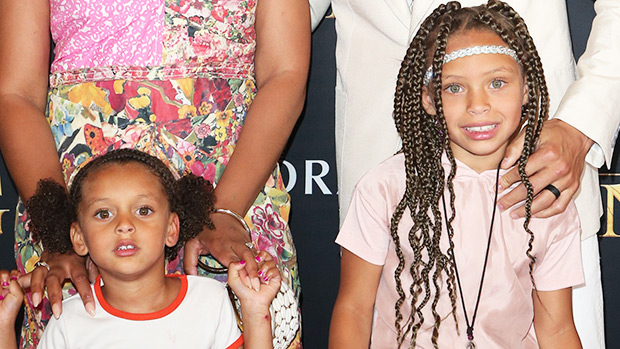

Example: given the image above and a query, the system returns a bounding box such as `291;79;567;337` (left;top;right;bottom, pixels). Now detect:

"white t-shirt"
38;274;243;349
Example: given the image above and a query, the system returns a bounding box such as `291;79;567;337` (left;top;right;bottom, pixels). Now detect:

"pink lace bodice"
49;0;257;83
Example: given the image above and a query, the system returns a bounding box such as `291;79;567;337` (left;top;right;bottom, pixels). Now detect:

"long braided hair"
390;1;548;346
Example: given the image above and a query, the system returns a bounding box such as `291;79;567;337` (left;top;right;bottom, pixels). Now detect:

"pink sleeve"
532;204;584;291
335;178;392;266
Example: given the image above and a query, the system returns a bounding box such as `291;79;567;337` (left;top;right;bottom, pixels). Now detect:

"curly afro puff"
26;149;215;261
26;180;75;254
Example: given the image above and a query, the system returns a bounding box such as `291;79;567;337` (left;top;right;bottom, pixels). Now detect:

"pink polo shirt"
336;153;584;348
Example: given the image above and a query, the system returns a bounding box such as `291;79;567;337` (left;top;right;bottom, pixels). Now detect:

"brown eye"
95;210;111;219
137;207;153;216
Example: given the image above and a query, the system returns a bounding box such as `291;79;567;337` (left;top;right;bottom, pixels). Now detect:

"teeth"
117;245;135;251
465;124;496;132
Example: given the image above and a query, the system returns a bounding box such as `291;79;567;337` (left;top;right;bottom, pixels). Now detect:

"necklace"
441;163;501;349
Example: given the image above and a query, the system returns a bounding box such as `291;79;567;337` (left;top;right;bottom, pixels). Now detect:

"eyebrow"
82;193;159;207
442;66;520;80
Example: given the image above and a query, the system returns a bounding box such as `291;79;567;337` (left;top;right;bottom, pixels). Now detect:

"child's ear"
165;213;180;247
521;80;529;105
70;222;89;256
422;87;437;115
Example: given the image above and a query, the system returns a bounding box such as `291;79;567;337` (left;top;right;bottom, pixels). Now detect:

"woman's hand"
183;213;261;291
24;252;97;319
0;269;24;349
181;0;310;290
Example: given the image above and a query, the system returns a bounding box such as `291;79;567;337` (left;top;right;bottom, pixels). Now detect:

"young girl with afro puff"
0;148;280;348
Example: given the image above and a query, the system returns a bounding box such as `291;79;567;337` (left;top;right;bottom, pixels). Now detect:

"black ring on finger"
544;184;561;200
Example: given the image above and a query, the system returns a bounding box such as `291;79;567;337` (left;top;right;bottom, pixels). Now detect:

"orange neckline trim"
227;334;244;349
94;274;188;321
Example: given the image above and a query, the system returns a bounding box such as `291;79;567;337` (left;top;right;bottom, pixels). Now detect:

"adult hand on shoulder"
183;212;261;291
24;252;97;319
498;119;593;218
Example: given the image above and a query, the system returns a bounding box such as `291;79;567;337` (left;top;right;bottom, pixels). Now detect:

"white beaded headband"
423;45;520;85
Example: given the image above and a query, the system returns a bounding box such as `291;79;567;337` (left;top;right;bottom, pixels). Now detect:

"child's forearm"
240;304;273;349
329;301;372;348
533;289;582;349
536;325;581;349
0;322;17;349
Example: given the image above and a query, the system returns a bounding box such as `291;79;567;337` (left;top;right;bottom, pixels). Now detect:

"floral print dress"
14;0;300;347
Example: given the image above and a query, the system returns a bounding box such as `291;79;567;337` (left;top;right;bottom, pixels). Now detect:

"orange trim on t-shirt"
94;274;188;321
226;334;244;349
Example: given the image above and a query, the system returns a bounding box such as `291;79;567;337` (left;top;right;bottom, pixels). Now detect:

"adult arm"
0;0;94;318
329;248;381;348
533;288;581;348
183;0;310;289
499;0;620;217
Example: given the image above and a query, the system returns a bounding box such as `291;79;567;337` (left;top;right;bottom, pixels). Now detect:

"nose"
467;88;490;115
115;214;135;235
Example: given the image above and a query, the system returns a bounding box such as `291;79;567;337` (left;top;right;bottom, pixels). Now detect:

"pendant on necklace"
466;328;476;349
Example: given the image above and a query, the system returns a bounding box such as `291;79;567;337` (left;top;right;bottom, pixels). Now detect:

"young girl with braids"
330;1;583;348
0;148;281;348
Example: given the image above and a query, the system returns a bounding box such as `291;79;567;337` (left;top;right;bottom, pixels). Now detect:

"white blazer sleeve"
555;0;620;168
309;0;331;30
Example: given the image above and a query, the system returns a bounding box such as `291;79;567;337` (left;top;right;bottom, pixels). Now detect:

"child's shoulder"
355;153;406;192
58;283;98;317
528;198;581;239
185;275;228;296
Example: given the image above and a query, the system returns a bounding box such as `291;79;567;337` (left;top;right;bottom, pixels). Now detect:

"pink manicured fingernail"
1;281;8;287
239;260;246;265
32;293;41;307
10;276;17;281
257;270;263;276
255;256;261;262
86;303;96;317
263;276;269;282
52;303;61;320
0;295;4;300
